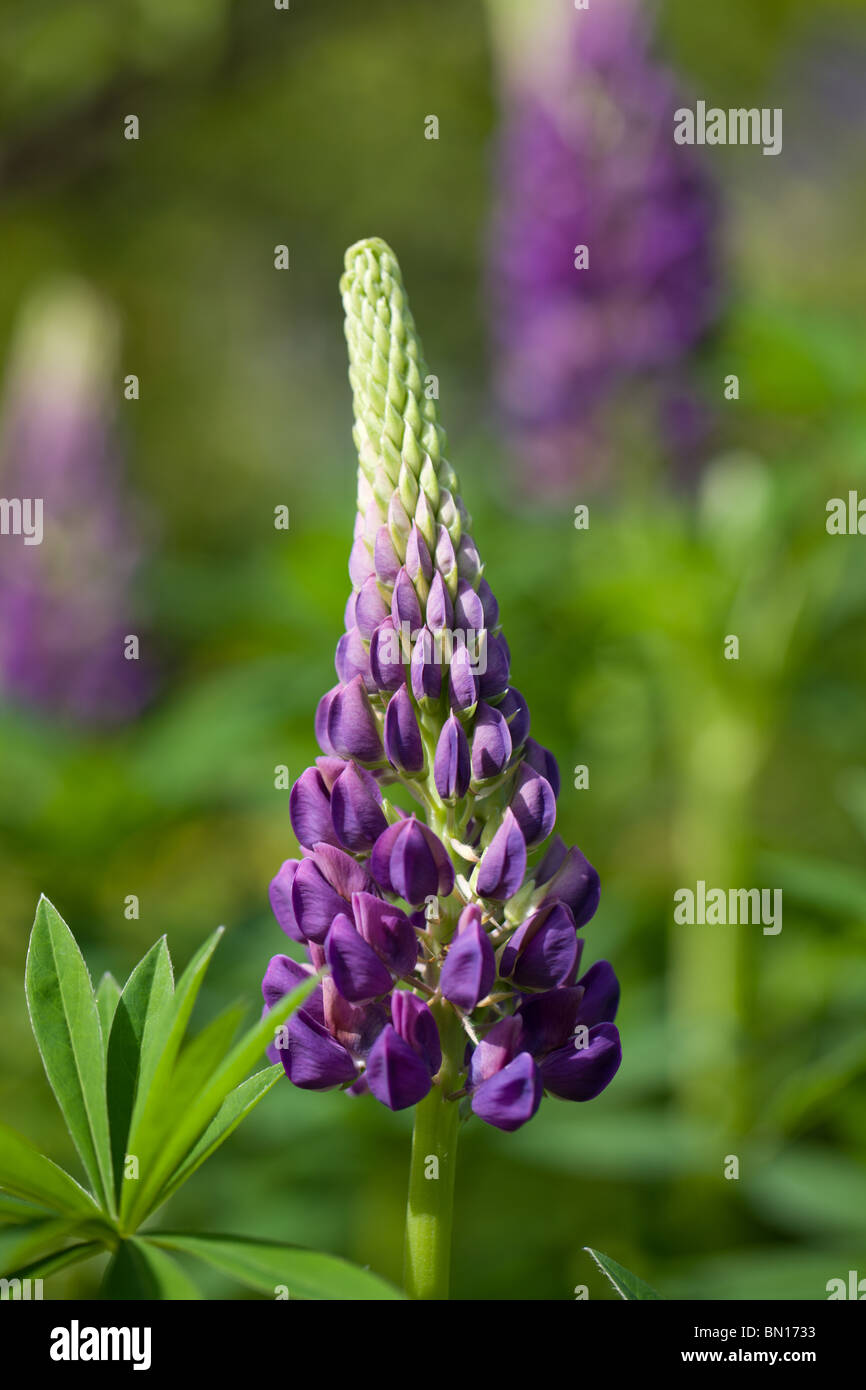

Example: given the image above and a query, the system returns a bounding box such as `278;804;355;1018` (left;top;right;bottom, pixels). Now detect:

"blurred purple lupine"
263;239;621;1135
487;0;719;491
0;281;151;723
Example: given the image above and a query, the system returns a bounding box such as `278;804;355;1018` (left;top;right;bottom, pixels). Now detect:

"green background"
1;0;865;1299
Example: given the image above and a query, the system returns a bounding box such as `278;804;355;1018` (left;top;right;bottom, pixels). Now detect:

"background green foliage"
1;0;865;1298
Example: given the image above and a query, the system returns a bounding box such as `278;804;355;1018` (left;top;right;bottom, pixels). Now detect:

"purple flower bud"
335;626;373;689
326;913;393;1003
471;702;513;782
391;566;423;631
355;576;390;638
349;535;375;588
289;767;339;852
477;577;499;629
330;762;388;852
467;1015;522;1087
410;627;442;702
456;533;482;584
476;807;527;901
365;1024;433;1109
315;684;341;756
374;525;401;584
500;901;581;990
471;1051;542;1131
498;686;530;748
535;837;600;927
509;763;556;847
384;685;425;774
370;815;455;905
434;713;470;800
575;960;620;1027
440;917;496;1011
426;571;453;631
478;632;510;698
327;674;384;763
453;579;484;633
369;617;406;691
391;991;442;1075
268;859;305;942
281;1010;358;1090
539;1022;622;1102
523;738;561;797
449;643;478;712
516;986;585;1056
352;890;419;975
344;591;357;629
405;522;433;584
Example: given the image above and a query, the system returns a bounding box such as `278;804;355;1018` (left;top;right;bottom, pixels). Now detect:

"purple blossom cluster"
261;238;621;1132
488;0;719;488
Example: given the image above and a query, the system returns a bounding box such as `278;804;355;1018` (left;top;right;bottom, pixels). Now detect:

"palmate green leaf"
0;1193;50;1224
120;927;222;1224
5;1241;104;1286
0;1122;103;1222
101;1238;201;1300
151;1233;404;1300
106;938;174;1197
95;973;122;1041
584;1247;663;1301
25;897;114;1214
127;975;319;1227
158;1066;282;1206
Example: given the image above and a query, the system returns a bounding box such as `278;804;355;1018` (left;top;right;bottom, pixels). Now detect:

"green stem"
404;1002;462;1300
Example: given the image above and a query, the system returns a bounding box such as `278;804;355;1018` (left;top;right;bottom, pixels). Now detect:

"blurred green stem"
404;1003;462;1300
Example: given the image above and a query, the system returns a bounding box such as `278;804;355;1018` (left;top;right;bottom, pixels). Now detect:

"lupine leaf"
158;1066;282;1206
101;1238;201;1300
151;1233;403;1300
4;1241;104;1285
128;977;318;1225
0;1193;50;1224
24;897;114;1213
120;927;222;1223
105;938;174;1196
584;1247;663;1300
95;973;122;1042
0;1122;102;1221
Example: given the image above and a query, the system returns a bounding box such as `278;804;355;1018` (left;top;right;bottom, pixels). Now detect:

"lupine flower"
0;280;151;722
262;238;621;1131
487;0;719;490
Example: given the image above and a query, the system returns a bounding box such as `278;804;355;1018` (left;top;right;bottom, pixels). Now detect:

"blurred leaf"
744;1146;866;1237
24;897;115;1213
0;1217;82;1278
4;1242;103;1286
584;1247;663;1300
151;1233;403;1300
758;850;866;920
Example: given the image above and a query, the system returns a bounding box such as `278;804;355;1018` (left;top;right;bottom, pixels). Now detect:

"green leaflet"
151;1233;404;1300
25;898;115;1213
95;973;122;1042
101;1238;201;1300
0;1218;84;1278
584;1247;663;1301
106;938;174;1199
0;1122;102;1222
158;1065;283;1206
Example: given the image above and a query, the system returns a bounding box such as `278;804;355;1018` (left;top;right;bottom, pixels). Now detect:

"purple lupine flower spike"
487;0;719;491
262;239;620;1135
0;280;153;722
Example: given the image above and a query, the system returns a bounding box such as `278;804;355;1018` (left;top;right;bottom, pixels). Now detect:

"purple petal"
330;762;388;852
478;632;510;698
501;902;581;990
575;960;620;1026
314;684;341;757
453;578;484;633
523;738;561;798
289;767;339;852
383;684;425;774
281;1011;357;1090
540;1022;622;1101
440;919;496;1011
433;713;470;800
326;913;393;1003
349;536;375;588
369;617;407;691
476;807;527;901
410;627;443;702
477;577;499;629
352;890;419;975
335;626;372;689
471;1052;542;1131
426;571;454;631
509;764;556;847
391;566;424;631
405;522;433;583
391;991;442;1075
467;1015;523;1087
374;525;401;584
516;986;584;1056
268;859;305;942
327;674;384;763
471;702;513;782
498;686;530;748
449;643;478;712
355;576;390;638
370;816;455;905
365;1024;433;1110
290;856;347;944
536;841;600;927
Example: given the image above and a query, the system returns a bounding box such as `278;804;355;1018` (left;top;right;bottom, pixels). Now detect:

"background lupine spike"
263;239;620;1137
